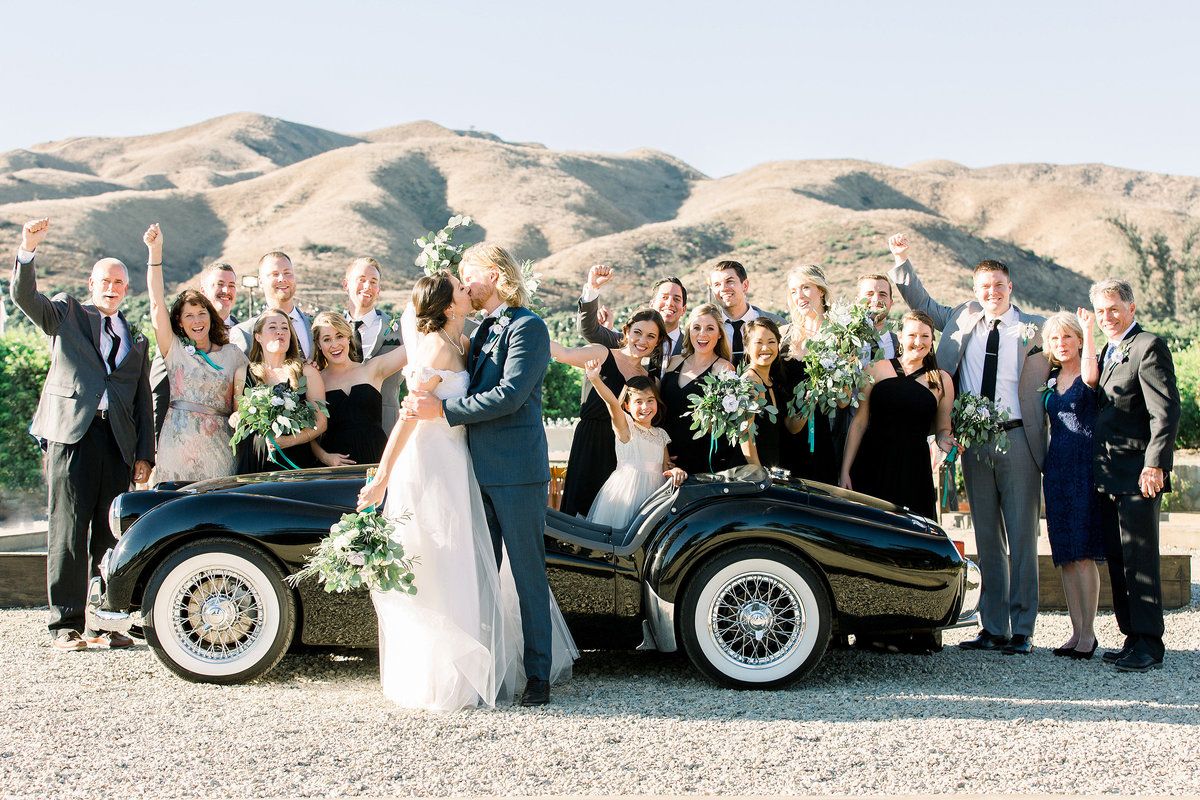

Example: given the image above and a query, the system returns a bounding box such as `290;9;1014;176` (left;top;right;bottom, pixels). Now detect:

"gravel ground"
3;568;1199;799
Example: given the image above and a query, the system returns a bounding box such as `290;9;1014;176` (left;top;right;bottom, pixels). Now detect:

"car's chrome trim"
85;576;139;634
939;559;982;630
643;583;676;652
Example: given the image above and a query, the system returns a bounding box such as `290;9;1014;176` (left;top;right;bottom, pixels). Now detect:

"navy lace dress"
1043;372;1106;566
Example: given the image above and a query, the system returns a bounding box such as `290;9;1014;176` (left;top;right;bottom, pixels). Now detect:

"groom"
402;243;555;706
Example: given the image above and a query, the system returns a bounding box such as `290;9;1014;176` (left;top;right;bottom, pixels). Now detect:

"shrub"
543;360;582;421
1171;343;1200;449
0;331;50;489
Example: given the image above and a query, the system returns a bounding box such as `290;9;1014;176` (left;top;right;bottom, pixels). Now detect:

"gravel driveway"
3;575;1198;799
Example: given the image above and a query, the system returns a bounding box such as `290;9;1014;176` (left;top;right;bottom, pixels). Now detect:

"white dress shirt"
349;308;386;357
958;305;1022;420
1103;321;1137;367
878;330;896;361
721;306;760;348
97;311;131;411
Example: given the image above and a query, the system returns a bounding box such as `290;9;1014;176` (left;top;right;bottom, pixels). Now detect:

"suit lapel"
83;303;108;365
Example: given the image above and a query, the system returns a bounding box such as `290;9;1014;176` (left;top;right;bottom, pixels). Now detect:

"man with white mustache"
343;256;406;430
230;252;313;359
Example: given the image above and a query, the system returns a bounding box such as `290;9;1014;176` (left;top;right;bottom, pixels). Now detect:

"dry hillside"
2;112;1198;318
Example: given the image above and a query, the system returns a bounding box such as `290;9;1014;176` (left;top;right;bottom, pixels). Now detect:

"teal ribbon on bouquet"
709;433;718;473
266;436;301;470
807;416;815;451
941;445;959;506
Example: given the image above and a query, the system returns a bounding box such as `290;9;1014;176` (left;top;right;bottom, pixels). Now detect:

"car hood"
174;465;371;503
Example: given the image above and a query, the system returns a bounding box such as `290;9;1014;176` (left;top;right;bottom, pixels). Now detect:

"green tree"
1107;214;1200;319
0;331;51;489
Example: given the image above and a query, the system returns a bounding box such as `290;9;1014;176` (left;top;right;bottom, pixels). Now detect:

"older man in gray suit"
11;219;154;651
888;233;1046;655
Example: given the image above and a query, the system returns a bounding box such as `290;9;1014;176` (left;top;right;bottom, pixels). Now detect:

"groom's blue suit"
443;305;553;680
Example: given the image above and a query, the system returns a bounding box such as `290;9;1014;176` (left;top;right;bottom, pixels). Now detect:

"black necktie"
351;319;365;362
730;320;745;361
980;318;1001;401
471;317;497;364
103;317;120;373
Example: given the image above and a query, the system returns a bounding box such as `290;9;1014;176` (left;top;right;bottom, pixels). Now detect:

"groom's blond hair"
460;242;531;308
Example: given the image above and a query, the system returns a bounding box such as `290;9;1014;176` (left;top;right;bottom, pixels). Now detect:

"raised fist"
587;264;614;291
143;223;163;257
20;218;49;252
888;233;910;263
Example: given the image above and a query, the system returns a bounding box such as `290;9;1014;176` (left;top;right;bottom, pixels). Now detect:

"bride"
356;270;576;710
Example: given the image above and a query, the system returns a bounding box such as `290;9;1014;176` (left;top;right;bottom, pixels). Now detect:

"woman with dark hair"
549;307;666;516
659;303;744;474
144;224;248;482
840;310;956;518
310;311;407;466
740;317;786;469
231;308;327;474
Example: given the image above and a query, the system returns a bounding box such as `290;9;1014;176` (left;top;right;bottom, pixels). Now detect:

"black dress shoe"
1102;645;1133;664
1114;652;1163;673
1070;639;1099;660
1002;634;1033;655
520;678;550;706
959;630;1010;651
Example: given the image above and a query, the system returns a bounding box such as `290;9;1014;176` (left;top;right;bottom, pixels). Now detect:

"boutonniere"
183;337;222;370
1109;343;1130;367
1021;322;1039;346
380;314;399;338
1038;375;1057;395
494;309;514;331
127;320;146;344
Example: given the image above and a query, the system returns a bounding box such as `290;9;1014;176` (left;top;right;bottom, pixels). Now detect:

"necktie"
471;317;497;364
980;319;1001;401
730;320;745;362
103;317;120;373
352;319;365;362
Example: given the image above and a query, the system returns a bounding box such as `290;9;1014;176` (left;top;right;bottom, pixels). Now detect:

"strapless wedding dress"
372;367;577;710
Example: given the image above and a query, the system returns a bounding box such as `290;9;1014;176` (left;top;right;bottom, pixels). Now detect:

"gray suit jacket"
10;257;154;466
889;258;1048;470
230;308;314;358
444;306;551;487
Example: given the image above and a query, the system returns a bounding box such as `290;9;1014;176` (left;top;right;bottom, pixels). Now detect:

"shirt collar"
1108;321;1136;346
725;307;757;324
984;306;1018;327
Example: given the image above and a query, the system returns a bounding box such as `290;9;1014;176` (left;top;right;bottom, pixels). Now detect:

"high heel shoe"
1052;642;1078;657
1070;639;1099;660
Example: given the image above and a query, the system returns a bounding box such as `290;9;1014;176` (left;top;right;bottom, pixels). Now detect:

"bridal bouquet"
950;392;1011;453
415;215;473;276
786;300;883;419
287;508;417;595
688;371;778;451
229;378;327;470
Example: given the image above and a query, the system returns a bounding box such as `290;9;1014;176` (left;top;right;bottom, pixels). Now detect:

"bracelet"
147;262;162;267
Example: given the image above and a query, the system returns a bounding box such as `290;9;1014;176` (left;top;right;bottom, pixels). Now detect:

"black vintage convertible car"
88;464;980;688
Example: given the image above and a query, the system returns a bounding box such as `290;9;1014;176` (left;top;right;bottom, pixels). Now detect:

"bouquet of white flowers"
287;508;417;595
950;392;1011;453
229;378;327;470
688;371;777;469
786;301;883;450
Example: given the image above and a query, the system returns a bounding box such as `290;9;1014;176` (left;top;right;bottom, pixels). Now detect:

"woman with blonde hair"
781;263;830;359
310;311;407;466
1037;309;1105;659
659;303;744;473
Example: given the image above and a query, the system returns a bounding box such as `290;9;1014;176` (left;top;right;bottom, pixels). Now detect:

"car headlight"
108;495;124;539
960;559;982;621
99;549;112;583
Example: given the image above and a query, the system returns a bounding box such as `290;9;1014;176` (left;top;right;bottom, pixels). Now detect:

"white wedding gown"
371;366;578;711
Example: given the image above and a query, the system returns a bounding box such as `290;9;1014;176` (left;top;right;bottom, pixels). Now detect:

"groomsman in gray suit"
888;233;1046;654
577;264;688;376
343;257;405;431
230;252;314;359
709;260;786;365
10;219;154;651
1090;279;1180;672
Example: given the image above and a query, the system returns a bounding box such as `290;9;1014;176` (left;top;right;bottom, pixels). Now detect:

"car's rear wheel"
680;544;831;688
142;538;295;684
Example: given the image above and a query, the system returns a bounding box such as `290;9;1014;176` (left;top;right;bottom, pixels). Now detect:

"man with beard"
231;252;313;359
576;264;687;377
832;273;900;464
151;262;240;440
708;260;785;365
343;256;406;430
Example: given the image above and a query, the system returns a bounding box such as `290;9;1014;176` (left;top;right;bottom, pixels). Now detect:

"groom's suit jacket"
10;258;155;467
444;305;551;487
1094;324;1180;494
889;258;1047;470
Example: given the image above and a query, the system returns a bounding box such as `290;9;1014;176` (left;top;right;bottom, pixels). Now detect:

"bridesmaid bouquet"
287;508;417;595
229;379;327;469
688;371;777;458
786;300;883;428
414;215;473;276
949;392;1011;453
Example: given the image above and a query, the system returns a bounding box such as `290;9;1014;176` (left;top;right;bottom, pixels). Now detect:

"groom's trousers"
480;482;553;681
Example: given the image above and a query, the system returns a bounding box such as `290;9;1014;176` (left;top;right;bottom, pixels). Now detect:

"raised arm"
578;264;622;348
367;344;409;384
551;341;609;368
1078;308;1100;387
585;357;630;442
144;223;174;357
10;218;67;334
886;233;954;331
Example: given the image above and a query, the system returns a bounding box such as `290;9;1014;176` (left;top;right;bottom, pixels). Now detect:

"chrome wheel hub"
170;568;264;662
710;572;804;666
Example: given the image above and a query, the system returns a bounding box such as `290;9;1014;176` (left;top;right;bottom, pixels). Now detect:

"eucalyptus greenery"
688;370;777;447
287;509;418;595
414;215;473;276
950;392;1011;453
787;300;883;419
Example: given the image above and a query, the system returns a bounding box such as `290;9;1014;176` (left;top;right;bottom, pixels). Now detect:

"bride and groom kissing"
356;243;576;711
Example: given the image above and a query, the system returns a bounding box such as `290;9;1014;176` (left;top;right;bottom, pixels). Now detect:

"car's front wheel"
142;538;295;684
680;544;831;688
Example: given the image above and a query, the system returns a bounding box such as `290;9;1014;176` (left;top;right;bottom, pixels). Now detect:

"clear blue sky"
6;0;1198;179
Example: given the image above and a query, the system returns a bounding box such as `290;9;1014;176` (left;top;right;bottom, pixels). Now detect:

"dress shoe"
1070;639;1099;660
520;678;550;707
1114;652;1163;673
959;630;1010;651
1002;634;1033;655
85;631;134;649
1052;642;1078;657
1102;645;1134;664
51;630;87;652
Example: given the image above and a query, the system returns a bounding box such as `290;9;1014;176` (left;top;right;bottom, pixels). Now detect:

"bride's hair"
413;270;455;333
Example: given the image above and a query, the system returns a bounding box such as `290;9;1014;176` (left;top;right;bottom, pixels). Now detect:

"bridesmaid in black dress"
551;308;667;516
310;312;408;466
232;309;328;473
778;263;838;484
840;310;955;518
660;303;745;474
740;318;785;469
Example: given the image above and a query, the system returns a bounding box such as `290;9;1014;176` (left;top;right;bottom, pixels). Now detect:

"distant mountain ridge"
2;112;1197;317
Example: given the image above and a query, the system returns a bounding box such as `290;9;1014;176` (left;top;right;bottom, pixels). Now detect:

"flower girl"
582;359;687;529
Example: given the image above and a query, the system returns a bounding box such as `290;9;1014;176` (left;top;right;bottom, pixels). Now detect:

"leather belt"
1001;419;1023;431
